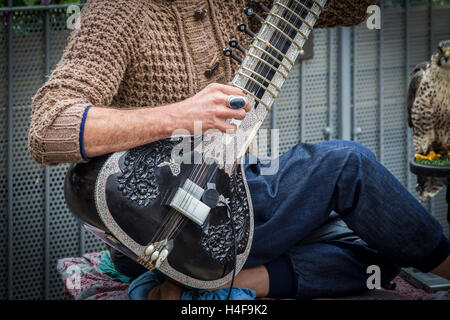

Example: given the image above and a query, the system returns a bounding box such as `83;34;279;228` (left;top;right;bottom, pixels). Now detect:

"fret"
274;2;316;32
240;66;283;92
290;0;319;20
235;0;321;107
268;11;308;40
232;0;326;110
234;84;272;111
237;70;277;98
246;50;289;78
312;0;325;11
272;5;314;32
255;38;296;66
213;0;328;174
250;43;291;74
263;20;303;51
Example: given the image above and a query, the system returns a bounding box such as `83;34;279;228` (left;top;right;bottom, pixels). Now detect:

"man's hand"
83;83;251;159
167;83;251;134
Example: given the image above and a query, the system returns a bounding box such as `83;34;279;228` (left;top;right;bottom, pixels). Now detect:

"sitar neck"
203;0;327;174
232;0;327;112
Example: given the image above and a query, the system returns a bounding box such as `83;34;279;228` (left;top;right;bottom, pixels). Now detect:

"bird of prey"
408;40;450;202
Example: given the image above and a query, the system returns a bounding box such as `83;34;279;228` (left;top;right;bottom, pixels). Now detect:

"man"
29;0;449;300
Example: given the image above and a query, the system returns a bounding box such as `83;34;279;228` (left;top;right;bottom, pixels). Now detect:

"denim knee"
324;140;377;161
289;241;401;299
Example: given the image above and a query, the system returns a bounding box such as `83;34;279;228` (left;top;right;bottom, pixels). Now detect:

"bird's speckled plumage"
408;40;450;202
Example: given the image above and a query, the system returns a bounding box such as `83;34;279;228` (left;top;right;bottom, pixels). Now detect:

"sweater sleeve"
28;0;143;165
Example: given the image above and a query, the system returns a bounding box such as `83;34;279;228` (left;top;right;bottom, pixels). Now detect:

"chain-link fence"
1;0;449;300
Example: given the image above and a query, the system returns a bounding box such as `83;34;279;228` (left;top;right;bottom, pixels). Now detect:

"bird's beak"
445;51;450;62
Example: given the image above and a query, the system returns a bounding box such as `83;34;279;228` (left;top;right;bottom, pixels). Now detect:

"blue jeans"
113;140;450;299
243;140;449;298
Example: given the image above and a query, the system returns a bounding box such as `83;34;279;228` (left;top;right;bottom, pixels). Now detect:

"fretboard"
234;0;325;108
203;0;327;174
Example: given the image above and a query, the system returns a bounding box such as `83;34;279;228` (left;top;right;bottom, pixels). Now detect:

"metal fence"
1;0;449;300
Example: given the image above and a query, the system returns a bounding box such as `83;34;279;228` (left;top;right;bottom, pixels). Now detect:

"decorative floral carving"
117;139;179;207
157;158;181;176
200;168;250;264
216;194;230;207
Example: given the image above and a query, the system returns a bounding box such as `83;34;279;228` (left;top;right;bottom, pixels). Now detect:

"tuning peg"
244;7;265;23
237;22;256;38
229;38;246;54
223;48;243;64
251;0;270;13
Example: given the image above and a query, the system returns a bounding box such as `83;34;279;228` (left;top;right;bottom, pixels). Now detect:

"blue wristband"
79;105;92;161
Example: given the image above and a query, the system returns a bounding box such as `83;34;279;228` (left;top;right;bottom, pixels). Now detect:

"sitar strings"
161;0;313;242
148;136;205;246
157;0;313;250
146;0;316;263
164;0;313;240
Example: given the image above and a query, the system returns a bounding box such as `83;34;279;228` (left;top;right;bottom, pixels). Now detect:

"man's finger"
217;121;238;134
216;106;246;120
213;83;246;97
242;96;251;112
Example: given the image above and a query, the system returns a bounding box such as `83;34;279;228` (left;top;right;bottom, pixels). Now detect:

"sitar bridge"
169;179;219;226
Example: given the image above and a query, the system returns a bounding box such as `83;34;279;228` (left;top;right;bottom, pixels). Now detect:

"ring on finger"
226;95;247;109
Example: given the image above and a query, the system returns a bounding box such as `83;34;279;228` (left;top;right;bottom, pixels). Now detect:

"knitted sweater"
29;0;376;165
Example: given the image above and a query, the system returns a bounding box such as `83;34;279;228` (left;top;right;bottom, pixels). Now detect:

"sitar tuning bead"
160;248;169;261
237;22;256;39
154;250;167;268
144;244;155;257
250;0;270;13
223;48;243;64
155;257;162;268
155;248;170;268
150;250;160;262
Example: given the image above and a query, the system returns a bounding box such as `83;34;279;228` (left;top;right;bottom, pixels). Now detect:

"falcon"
408;40;450;202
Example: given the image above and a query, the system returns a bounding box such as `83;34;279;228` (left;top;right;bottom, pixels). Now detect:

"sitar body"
64;0;326;289
65;138;254;288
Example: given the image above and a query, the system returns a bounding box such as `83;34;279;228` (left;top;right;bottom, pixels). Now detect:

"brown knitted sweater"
29;0;377;165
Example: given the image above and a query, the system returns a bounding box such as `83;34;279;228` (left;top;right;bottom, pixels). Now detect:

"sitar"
64;0;327;289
